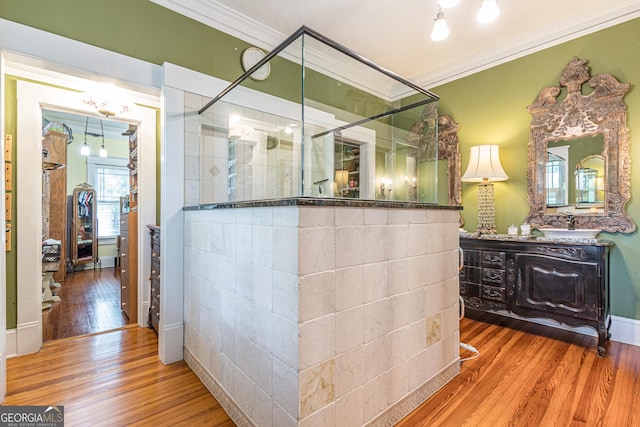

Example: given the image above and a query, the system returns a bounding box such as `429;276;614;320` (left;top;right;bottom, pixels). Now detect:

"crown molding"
153;0;640;100
411;0;640;90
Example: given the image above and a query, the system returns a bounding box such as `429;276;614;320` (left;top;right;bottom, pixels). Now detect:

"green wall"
2;2;640;322
431;18;640;319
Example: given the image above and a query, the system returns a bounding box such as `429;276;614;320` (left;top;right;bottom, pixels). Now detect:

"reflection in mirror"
526;57;635;233
71;182;101;270
546;134;604;214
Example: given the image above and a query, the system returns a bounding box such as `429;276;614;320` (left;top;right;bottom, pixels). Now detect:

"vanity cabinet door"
514;253;600;321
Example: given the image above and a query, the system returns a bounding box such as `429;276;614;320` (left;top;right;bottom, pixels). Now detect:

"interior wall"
430;17;640;320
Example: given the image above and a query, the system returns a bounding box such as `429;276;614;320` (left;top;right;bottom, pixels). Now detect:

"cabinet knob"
122;269;126;273
151;270;156;275
121;237;126;241
152;253;157;257
122;302;127;306
121;285;126;290
121;253;126;257
151;305;156;310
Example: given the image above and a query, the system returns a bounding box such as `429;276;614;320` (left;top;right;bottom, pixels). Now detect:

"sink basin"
538;228;601;239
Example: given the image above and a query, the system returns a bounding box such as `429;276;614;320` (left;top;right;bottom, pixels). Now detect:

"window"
546;146;569;207
88;157;129;238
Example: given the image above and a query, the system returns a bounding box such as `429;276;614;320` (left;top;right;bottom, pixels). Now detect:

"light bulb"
81;143;90;156
438;0;459;8
477;0;500;23
100;146;108;158
431;10;450;41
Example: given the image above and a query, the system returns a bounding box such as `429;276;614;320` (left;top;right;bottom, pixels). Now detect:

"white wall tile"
272;315;298;370
300;403;336;427
299;206;334;227
335;345;364;398
273;403;297;427
298;227;335;275
363;262;387;303
363;336;388;382
387;259;408;296
300;315;336;370
364;299;390;343
273;226;299;274
335;306;363;354
363;208;387;225
252;343;273;394
335;226;364;269
362;373;387;424
363;225;388;263
235;332;252;376
273;357;299;419
273;270;299;322
336;387;364;427
335;207;363;226
252;305;273;353
387;359;409;406
335;265;364;312
387;224;408;260
252;382;273;427
300;271;335;323
235;367;253;416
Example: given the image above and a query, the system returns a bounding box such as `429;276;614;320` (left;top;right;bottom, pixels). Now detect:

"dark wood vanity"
460;235;612;356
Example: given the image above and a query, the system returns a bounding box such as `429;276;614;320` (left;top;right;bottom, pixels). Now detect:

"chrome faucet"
566;214;576;230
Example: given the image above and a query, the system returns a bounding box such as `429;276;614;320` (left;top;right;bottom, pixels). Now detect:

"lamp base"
476;182;497;234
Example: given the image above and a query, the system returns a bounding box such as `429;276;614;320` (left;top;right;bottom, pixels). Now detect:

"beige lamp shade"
462;145;508;182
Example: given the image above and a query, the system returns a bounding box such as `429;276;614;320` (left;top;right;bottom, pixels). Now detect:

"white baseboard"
610;315;640;346
475;310;640;348
5;329;17;358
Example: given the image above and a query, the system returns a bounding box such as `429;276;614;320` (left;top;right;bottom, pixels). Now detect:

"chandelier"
431;0;500;42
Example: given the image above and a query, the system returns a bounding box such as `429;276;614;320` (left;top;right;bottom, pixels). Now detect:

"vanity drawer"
481;251;505;269
460;266;481;284
482;285;506;302
481;268;505;286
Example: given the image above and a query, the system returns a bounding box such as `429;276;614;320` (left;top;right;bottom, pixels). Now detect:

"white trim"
4;330;16;359
15;321;40;356
610;315;640;347
0;18;162;94
0;50;7;401
158;82;185;364
152;0;640;97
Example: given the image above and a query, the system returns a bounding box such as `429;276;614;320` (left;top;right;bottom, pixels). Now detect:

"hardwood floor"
5;309;639;426
398;311;640;427
42;268;129;342
4;327;235;426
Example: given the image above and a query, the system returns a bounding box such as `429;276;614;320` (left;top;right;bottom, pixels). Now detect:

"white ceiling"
153;0;640;89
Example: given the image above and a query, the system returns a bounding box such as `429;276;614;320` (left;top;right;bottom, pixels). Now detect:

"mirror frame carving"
71;182;100;268
525;57;635;233
438;114;462;207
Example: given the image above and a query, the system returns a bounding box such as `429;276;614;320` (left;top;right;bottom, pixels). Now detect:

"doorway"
41;110;136;342
12;79;157;357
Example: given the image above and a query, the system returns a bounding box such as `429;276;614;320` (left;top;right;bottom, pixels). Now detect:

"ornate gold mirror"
71;183;101;269
438;114;462;209
525;57;635;233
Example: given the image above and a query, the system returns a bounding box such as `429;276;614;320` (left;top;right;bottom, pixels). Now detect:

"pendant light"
81;116;90;156
99;119;108;158
478;0;500;23
431;8;450;41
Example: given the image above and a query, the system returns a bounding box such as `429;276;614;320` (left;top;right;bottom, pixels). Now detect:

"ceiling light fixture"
99;119;108;158
81;116;90;156
430;0;500;41
477;0;500;23
430;9;450;42
438;0;459;8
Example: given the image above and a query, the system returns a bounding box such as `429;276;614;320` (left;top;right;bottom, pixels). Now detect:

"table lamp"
462;144;508;234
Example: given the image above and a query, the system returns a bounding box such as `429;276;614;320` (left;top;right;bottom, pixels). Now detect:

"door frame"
14;79;157;355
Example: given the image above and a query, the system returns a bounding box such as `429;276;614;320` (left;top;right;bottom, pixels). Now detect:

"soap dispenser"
520;222;531;237
508;224;518;236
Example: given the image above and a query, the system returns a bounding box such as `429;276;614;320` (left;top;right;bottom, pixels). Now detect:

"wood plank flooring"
397;311;640;427
42;267;129;342
6;308;640;426
4;327;235;427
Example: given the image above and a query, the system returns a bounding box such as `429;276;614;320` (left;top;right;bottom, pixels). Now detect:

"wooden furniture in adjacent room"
147;225;160;332
120;211;138;321
42;130;67;283
459;235;612;356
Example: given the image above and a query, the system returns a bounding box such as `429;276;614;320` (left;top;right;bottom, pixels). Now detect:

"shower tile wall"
184;206;460;427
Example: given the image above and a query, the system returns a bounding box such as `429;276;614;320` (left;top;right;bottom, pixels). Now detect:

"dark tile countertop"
183;197;463;211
